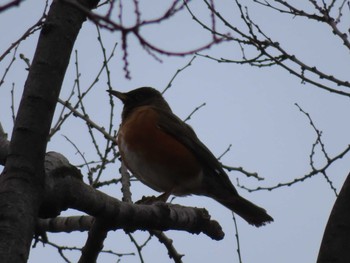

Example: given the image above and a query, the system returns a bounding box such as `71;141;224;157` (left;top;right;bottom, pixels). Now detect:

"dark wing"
155;107;238;196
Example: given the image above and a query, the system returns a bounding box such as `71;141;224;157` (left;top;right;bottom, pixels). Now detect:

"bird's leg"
135;191;171;205
135;195;158;204
156;191;171;202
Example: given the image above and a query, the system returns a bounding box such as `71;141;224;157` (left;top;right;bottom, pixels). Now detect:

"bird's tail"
216;195;273;227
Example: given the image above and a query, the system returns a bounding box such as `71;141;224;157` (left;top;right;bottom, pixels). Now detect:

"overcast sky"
1;1;350;263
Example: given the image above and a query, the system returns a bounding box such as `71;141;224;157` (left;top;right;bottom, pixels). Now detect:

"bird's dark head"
107;87;172;120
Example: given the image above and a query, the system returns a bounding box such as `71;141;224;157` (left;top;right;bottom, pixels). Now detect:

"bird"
108;87;273;227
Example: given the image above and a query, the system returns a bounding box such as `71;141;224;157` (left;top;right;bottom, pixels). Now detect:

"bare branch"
78;218;108;263
239;103;348;193
183;102;206;122
120;161;133;203
35;235;134;262
240;142;350;192
41;152;225;240
63;0;222;78
0;0;25;13
0;45;18;87
232;213;243;263
57;98;116;142
0;1;47;62
193;0;350;97
223;165;264;181
150;230;184;263
162;56;197;94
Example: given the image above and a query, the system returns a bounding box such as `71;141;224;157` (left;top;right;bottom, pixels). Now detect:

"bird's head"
107;87;172;120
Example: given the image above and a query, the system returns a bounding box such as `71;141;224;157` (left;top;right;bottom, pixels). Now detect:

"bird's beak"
107;90;127;102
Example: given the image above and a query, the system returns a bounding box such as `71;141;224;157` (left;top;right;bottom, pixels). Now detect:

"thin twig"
120;161;132;203
0;0;25;12
150;230;184;263
10;83;16;123
0;45;18;87
217;144;232;161
240;144;350;192
183;102;206;122
223;165;264;181
232;213;243;263
57;98;116;142
0;0;47;62
162;56;196;94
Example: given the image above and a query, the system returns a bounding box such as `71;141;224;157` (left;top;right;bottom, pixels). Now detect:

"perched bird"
108;87;273;227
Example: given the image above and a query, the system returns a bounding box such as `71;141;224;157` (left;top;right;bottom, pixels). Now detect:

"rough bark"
0;0;98;261
0;1;226;261
317;173;350;263
41;152;224;241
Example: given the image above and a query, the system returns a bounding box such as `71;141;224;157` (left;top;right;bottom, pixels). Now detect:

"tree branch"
78;218;108;263
0;0;99;261
0;0;25;13
40;152;224;241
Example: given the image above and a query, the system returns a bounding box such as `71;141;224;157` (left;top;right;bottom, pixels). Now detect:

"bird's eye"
134;94;142;101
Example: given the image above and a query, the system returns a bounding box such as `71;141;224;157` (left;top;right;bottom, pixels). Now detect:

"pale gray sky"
1;1;350;262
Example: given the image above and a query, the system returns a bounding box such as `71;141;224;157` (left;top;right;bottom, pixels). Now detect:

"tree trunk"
317;173;350;263
0;0;98;261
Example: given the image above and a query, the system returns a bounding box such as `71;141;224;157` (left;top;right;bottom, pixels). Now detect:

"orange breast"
117;106;202;195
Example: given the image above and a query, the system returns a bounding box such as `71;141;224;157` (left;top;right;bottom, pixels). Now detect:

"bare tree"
0;0;226;262
1;0;349;262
